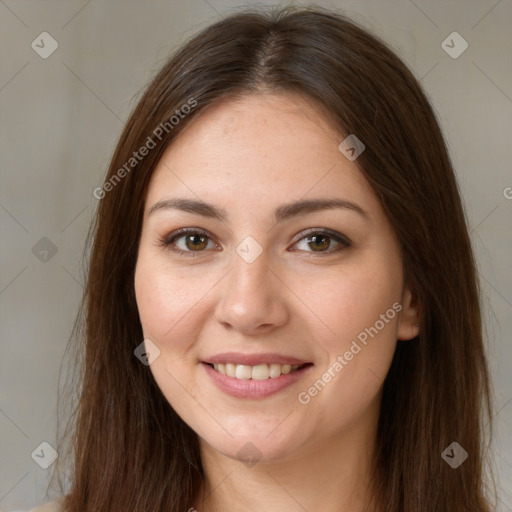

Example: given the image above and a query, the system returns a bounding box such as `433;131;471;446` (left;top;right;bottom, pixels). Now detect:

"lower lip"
202;362;313;399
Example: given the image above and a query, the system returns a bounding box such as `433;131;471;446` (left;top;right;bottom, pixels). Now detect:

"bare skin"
134;92;420;511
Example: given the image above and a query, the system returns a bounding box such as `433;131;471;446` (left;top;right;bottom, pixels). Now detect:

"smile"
209;362;305;380
202;361;313;399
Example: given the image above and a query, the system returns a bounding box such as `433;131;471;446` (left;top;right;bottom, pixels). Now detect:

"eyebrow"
148;197;368;222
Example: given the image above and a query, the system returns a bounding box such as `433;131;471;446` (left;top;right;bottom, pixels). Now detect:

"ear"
397;286;421;340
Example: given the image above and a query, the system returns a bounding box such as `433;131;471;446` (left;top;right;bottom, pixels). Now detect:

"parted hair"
51;5;495;511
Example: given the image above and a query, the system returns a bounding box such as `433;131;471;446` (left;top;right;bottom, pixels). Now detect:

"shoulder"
26;499;62;512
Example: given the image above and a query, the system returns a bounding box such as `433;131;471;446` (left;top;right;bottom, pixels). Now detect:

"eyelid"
292;227;352;248
159;227;219;257
159;226;352;257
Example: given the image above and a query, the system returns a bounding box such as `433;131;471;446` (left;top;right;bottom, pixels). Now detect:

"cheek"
134;253;207;346
294;256;401;414
134;256;205;412
297;257;402;350
134;267;198;378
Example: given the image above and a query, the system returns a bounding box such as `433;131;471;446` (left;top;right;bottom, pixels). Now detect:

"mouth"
201;352;314;398
204;362;312;380
202;360;314;399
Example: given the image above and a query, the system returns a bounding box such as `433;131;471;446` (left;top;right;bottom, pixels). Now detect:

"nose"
214;246;289;335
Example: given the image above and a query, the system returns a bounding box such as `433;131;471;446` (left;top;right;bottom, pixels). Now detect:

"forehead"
169;92;343;159
145;92;379;215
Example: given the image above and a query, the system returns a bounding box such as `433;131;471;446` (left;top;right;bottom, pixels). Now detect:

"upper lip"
203;352;312;366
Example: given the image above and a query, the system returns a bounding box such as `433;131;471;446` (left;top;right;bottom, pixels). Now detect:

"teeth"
235;365;252;379
252;364;270;380
269;363;283;378
225;363;236;378
212;363;301;379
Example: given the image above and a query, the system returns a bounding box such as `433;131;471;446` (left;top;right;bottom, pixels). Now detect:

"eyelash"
158;227;352;258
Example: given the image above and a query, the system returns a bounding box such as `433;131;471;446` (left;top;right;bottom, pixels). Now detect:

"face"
134;92;419;464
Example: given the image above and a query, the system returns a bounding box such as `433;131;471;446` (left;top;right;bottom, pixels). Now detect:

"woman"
31;5;495;512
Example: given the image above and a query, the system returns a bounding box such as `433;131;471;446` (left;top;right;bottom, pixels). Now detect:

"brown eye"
183;233;209;251
161;228;351;258
161;228;217;257
292;229;351;255
305;234;331;252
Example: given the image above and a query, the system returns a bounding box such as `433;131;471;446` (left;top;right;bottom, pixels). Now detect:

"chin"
209;438;293;465
197;418;308;465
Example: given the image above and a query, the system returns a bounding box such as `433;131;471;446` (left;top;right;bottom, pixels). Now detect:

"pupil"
310;235;328;251
188;234;206;250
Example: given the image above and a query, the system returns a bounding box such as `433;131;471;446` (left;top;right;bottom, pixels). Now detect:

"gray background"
1;0;511;510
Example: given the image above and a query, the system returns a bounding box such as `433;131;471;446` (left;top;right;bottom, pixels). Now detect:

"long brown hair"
51;5;496;511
